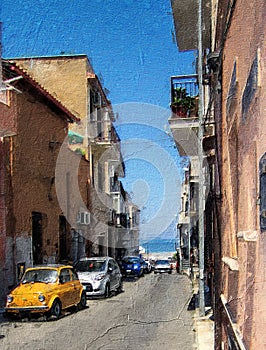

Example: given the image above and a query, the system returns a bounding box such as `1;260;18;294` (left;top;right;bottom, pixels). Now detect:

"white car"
75;257;123;298
144;259;152;273
154;259;172;274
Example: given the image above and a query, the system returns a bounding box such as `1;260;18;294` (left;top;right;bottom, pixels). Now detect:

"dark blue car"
121;256;144;277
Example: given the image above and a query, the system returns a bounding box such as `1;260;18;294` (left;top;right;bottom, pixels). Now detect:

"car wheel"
78;291;87;310
105;283;110;298
51;299;62;319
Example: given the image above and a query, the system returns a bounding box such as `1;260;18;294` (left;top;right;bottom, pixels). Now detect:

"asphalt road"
0;272;196;350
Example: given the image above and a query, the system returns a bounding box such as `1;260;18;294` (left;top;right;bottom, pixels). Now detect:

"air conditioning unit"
77;211;90;225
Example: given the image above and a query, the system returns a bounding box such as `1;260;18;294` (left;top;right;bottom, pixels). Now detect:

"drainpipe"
0;138;7;290
187;176;191;277
197;0;205;316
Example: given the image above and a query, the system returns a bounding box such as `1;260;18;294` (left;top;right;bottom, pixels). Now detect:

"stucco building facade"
171;0;266;348
0;61;87;304
10;55;134;260
214;1;266;348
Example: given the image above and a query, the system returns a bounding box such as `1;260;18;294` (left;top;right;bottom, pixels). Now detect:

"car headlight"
133;265;139;269
94;274;105;281
38;294;45;302
7;295;13;303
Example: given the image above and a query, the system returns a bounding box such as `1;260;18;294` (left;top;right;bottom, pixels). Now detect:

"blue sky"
1;0;195;108
1;0;195;241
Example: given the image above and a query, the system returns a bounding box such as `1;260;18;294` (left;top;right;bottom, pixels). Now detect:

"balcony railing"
109;179;126;200
170;75;198;118
93;125;119;144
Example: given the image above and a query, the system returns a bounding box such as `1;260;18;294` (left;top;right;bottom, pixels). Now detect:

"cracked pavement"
0;272;196;350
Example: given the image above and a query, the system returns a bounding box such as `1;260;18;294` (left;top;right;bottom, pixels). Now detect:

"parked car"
140;259;148;274
121;256;144;277
74;257;122;298
154;260;172;274
4;264;86;319
146;259;153;273
141;259;152;273
149;259;156;271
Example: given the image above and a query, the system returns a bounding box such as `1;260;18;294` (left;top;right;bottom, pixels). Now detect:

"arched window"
259;153;266;231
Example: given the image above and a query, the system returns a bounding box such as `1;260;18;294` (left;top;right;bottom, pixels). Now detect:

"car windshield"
123;257;139;264
22;269;58;283
156;260;169;265
75;260;106;272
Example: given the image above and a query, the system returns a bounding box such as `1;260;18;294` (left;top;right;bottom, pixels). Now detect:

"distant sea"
140;238;177;254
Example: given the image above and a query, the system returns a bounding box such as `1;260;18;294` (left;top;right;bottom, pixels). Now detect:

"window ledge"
222;257;239;271
237;230;258;242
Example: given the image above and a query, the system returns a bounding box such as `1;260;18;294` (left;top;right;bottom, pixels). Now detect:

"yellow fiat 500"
5;265;86;319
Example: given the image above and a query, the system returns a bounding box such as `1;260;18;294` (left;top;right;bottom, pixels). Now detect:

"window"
242;51;260;121
60;269;71;283
110;259;118;271
71;269;79;281
77;211;90;225
108;262;113;271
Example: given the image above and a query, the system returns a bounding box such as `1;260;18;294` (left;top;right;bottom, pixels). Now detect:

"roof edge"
4;60;80;124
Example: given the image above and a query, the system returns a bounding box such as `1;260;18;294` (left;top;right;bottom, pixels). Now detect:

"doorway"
32;212;43;265
59;215;68;262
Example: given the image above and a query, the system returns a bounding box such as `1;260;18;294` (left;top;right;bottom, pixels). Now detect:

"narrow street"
0;273;196;350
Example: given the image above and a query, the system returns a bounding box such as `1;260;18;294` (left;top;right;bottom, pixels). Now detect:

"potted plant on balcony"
171;87;196;117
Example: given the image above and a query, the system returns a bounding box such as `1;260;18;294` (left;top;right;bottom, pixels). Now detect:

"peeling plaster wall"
11;89;68;262
15;234;32;269
0;237;14;305
0;81;71;304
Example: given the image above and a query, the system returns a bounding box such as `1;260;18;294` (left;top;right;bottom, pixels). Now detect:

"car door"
113;260;121;287
70;268;82;304
110;259;120;289
59;268;74;308
107;260;116;290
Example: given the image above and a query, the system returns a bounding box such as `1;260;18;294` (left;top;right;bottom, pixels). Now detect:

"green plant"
172;87;195;109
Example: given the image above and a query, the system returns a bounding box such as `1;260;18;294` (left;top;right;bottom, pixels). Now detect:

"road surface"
0;272;196;350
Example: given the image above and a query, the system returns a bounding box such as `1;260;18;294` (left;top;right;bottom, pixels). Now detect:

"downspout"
0;138;7;291
197;0;206;316
187;174;191;276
